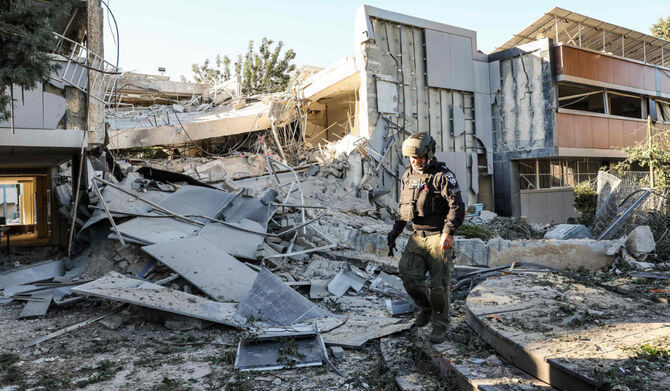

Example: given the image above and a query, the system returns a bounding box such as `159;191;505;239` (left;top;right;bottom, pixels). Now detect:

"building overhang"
0;129;86;171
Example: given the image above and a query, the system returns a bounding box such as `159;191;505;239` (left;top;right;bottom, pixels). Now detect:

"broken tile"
142;236;257;302
71;272;238;327
235;268;331;327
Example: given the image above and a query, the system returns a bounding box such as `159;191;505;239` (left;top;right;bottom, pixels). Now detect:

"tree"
651;16;670;41
191;37;296;94
0;1;65;122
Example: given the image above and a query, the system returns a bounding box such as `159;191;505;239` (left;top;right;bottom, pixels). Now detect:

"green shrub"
455;224;496;241
573;181;597;226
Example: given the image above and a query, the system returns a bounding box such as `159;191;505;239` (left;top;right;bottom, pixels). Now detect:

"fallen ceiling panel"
196;219;265;260
235;268;331;327
71;271;238;327
0;260;66;289
142;236;257;302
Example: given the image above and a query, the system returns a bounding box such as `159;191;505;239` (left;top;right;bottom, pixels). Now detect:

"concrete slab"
71;272;238;327
235;268;331;327
197;219;265;260
0;260;66;289
142;236;257;302
19;290;53;319
322;316;412;349
466;273;670;391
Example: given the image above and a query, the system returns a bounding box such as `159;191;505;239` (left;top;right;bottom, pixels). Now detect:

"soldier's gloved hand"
387;229;401;257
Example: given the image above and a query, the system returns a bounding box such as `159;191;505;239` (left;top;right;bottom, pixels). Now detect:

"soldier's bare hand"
440;234;454;250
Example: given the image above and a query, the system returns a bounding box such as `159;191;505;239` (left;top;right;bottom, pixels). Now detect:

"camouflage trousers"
398;233;454;327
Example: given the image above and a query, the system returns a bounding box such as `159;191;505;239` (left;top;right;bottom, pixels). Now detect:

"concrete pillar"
36;176;49;238
493;153;521;217
86;0;105;146
19;179;35;228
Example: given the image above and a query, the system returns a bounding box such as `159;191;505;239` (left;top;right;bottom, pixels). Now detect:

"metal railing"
52;32;120;105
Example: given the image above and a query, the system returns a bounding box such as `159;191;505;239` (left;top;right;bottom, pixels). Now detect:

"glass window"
558;83;605;113
608;92;642;119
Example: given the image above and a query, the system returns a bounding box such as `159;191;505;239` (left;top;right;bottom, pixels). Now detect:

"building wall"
520;188;579;224
355;6;494;207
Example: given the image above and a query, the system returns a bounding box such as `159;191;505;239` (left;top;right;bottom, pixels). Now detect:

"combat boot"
430;323;449;344
414;308;432;328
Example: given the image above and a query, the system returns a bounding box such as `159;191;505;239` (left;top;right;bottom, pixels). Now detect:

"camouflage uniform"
391;158;465;328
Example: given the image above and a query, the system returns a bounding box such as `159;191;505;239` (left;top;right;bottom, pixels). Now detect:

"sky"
102;0;670;82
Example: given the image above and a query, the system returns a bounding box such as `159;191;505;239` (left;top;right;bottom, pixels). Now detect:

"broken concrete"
626;225;656;258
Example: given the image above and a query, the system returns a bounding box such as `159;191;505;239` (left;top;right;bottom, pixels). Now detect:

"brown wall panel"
612;60;629;85
595;54;614;83
561;46;581;76
557;112;575;147
578;49;597;80
643;67;656;91
661;73;670;94
608;118;624;148
628;63;644;89
591;117;609;149
573;114;592;148
622;119;641;147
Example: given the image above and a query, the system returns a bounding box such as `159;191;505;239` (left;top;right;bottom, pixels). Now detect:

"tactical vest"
398;171;449;222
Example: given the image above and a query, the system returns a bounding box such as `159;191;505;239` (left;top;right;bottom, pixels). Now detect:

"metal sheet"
474;60;491;94
425;29;452;89
453;104;466;136
0;260;66;289
470;153;479;195
158;185;237;221
489;61;501;94
365;120;387;161
19;290;54;319
376;80;399;114
115;217;201;245
235;268;331;327
221;196;275;228
235;331;323;371
197;219;265;260
142;236;257;302
71;272;238;327
449;34;475;92
474;92;493;152
327;267;367;297
0;85;43;128
309;279;331;299
43;91;67;129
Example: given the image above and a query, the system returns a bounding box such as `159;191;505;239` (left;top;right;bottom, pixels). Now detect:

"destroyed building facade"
490;8;670;223
0;0;108;246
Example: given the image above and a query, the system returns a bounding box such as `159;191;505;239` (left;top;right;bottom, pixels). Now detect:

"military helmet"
402;132;436;160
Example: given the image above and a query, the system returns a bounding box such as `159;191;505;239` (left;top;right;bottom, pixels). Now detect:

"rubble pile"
1;137;669;390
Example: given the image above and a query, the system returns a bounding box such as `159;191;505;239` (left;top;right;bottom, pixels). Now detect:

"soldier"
387;132;465;343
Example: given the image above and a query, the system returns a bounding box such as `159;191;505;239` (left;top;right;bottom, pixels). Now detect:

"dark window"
608;92;642;119
558;83;605;113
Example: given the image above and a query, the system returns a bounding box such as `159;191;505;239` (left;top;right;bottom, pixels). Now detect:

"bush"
482;217;543;240
455;224;496;241
573;181;597;227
